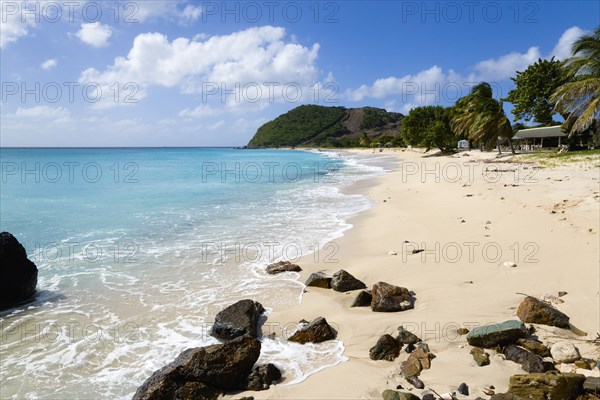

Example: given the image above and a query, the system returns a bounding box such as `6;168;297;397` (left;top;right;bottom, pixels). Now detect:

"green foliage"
247;105;347;148
451;82;514;152
359;107;403;130
400;105;456;154
503;57;570;125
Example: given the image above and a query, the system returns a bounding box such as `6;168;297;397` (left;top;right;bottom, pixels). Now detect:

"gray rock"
266;261;301;274
210;299;265;341
287;317;336;344
470;347;490;366
405;375;424;389
584;376;600;393
515;338;551;357
245;363;281;391
351;290;372;307
458;382;469;395
133;336;261;400
305;272;332;289
503;345;554;373
382;390;421;400
371;282;415;312
517;296;570;329
466;320;527;348
397;326;421;344
550;341;581;363
369;334;401;361
331;269;367;292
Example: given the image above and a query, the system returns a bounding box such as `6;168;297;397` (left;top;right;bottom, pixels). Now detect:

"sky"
1;0;599;147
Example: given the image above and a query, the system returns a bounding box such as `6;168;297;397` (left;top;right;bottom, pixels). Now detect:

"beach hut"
512;126;567;149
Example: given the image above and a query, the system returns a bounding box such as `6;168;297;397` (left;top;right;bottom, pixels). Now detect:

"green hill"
246;105;404;148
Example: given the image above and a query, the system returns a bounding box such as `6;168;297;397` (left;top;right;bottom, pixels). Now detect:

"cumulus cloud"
469;46;541;82
179;105;222;118
0;0;37;48
13;106;71;122
79;26;320;109
134;1;202;23
550;26;587;60
76;22;112;47
41;59;58;70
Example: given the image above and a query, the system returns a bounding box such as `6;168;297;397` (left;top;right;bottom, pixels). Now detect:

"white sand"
234;149;600;399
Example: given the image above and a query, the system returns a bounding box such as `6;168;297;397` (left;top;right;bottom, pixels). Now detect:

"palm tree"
451;83;515;154
552;27;600;138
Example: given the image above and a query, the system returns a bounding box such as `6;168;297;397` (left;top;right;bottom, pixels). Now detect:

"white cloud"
469;47;541;82
179;105;222;118
134;1;202;23
550;26;587;60
79;26;320;109
76;22;112;47
41;59;58;70
13;106;71;122
0;0;36;48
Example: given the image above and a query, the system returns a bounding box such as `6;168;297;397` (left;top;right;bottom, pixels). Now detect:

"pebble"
551;341;581;363
388;250;398;255
404;343;416;353
502;261;517;267
405;376;424;389
458;383;469;395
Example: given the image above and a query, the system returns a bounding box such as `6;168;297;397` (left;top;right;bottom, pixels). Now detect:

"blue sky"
1;0;598;147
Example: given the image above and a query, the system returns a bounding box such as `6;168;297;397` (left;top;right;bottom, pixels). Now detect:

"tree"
451;82;515;154
503;57;570;125
400;106;457;154
551;26;600;140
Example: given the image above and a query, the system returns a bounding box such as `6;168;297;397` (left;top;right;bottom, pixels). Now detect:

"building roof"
513;126;566;139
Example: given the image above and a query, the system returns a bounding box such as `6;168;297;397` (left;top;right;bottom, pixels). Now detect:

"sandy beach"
233;149;600;399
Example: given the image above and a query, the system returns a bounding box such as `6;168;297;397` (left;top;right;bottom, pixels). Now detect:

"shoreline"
232;148;600;399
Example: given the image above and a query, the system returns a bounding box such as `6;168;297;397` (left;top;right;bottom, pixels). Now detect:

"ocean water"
0;148;387;399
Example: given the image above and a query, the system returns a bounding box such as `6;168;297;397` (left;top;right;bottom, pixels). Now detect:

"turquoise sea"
0;148;388;399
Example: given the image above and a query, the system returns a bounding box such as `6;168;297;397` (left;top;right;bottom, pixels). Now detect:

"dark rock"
517;296;570;329
133;336;261;400
458;382;469;395
331;269;367;292
245;363;281;391
470;347;491;366
371;282;415;312
515;338;551;357
210;299;265;341
238;397;255;400
397;326;421;344
400;347;435;378
422;395;435;400
265;261;301;274
405;375;425;389
457;328;470;335
466;320;527;348
382;390;421;400
305;272;332;289
584;376;600;393
351;290;372;307
503;345;554;373
489;394;522;400
0;232;38;308
416;342;429;352
505;372;585;400
369;334;401;361
287;317;336;344
404;343;415;353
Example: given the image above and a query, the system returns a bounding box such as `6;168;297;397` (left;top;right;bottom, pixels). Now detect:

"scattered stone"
458;383;469;395
265;260;301;274
470;347;490;366
516;296;570;329
238;397;255;400
466;320;527;348
482;386;495;396
400;347;435;378
245;363;281;391
404;343;416;353
396;384;403;390
369;334;401;361
133;336;260;400
305;272;332;289
382;390;420;400
388;250;398;255
371;282;415;312
583;376;600;393
515;338;551;357
422;394;435;400
351;290;372;307
397;326;421;344
210;299;265;341
417;342;429;352
502;261;517;268
558;291;568;297
439;392;457;400
457;328;470;335
287;317;336;344
503;345;554;373
405;376;424;389
550;341;581;363
505;371;585;400
574;359;591;369
411;249;424;254
0;232;38;308
542;293;564;304
331;269;367;292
